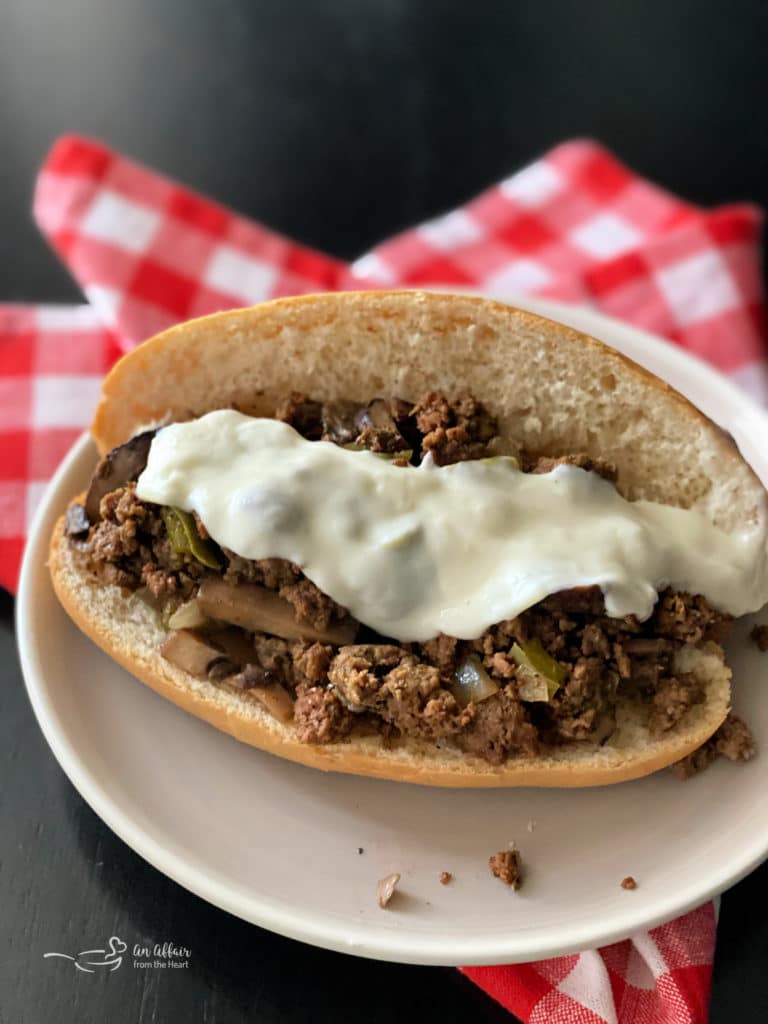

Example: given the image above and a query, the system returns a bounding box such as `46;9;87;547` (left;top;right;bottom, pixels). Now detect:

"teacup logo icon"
44;935;127;973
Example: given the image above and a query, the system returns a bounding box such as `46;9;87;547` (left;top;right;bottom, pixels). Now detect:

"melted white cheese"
136;410;768;642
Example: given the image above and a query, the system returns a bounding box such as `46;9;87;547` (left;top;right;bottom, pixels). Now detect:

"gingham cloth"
2;136;766;1022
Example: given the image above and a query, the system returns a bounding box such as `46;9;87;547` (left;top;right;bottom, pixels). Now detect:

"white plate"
17;299;768;966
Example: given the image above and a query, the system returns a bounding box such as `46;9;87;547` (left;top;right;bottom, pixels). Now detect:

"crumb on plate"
671;713;755;779
489;850;522;890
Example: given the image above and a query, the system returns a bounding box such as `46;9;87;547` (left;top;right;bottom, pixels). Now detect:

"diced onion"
168;598;208;630
451;654;499;707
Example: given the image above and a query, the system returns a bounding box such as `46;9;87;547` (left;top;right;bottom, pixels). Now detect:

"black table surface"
3;2;768;1021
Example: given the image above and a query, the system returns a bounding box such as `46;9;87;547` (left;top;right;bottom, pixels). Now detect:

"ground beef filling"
68;389;747;770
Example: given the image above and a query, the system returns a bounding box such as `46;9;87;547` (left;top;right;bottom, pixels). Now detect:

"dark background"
2;2;768;1021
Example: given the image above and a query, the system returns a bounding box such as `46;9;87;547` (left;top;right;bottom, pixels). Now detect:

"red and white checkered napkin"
3;135;767;1022
462;903;717;1024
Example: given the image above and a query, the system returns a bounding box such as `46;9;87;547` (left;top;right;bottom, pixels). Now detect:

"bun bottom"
49;520;731;788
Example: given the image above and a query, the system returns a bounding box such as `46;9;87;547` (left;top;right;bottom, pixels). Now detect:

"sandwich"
49;291;765;787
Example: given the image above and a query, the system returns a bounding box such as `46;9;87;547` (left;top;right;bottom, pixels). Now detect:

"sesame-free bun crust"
50;520;731;787
51;291;762;786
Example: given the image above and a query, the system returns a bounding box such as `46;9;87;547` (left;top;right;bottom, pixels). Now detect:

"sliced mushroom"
202;626;255;666
207;658;240;681
85;430;156;523
196;578;357;644
623;637;671;655
227;664;294;723
161;627;294;722
247;680;295;723
161;628;226;678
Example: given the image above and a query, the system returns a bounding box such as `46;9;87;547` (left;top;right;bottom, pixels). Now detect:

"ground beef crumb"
671;713;756;779
293;682;352;744
411;391;452;436
541;586;605;616
458;689;538;763
489;850;522;889
671;742;719;780
328;644;409;709
648;674;705;736
82;483;211;599
253;636;291;676
581;622;611;658
222;551;299;589
411;391;497;465
751;624;768;651
380;661;467;740
548;656;617;743
420;633;460;674
530;452;618;483
89;489;142;562
488;651;518;679
328;644;469;740
99;562;139;590
653;590;733;644
292;642;333;685
621;876;637;890
355;425;406;454
439;871;452;885
279;578;343;631
715;714;755;762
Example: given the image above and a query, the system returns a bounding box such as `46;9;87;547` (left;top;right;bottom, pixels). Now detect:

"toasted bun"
50;521;731;787
53;291;761;786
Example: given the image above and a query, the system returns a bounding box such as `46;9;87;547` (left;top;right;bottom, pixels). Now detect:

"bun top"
93;290;766;536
